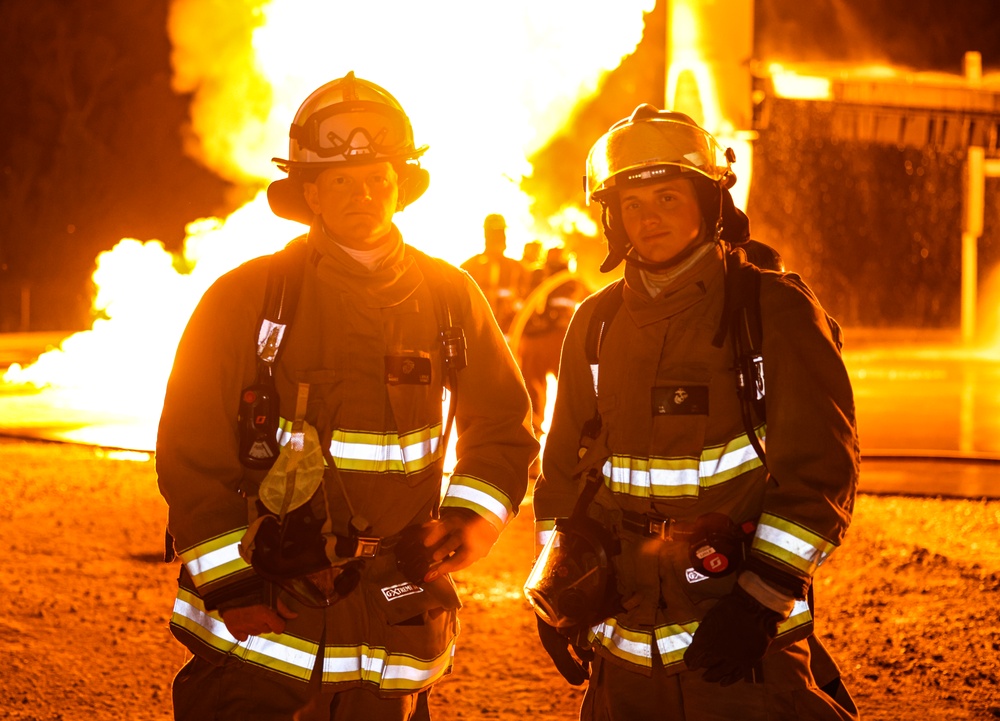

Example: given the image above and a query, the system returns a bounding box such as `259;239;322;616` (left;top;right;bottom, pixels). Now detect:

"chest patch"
381;582;425;601
385;355;432;385
651;384;709;416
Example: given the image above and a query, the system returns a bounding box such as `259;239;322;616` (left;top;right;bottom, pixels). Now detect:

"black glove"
683;584;784;686
536;616;593;686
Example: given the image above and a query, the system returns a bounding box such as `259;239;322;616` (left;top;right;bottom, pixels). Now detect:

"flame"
2;0;655;451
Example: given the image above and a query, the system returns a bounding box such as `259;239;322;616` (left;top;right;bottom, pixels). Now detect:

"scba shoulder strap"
583;242;775;468
238;239;465;471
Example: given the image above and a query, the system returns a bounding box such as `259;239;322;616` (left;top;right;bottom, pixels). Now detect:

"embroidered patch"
385;355;432;385
684;567;710;584
651;385;709;415
381;582;425;601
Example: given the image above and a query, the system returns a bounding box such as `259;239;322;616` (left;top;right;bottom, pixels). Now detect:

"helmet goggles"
283;100;423;169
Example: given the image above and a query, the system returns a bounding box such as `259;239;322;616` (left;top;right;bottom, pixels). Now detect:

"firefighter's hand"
420;508;500;581
536;616;592;686
220;597;298;642
683;584;783;686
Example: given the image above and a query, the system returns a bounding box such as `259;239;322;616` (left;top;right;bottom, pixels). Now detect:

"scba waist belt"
619;510;700;541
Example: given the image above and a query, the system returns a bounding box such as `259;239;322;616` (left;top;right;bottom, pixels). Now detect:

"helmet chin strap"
624;217;722;274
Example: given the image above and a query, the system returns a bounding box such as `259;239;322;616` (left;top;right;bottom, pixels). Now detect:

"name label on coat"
651;385;709;416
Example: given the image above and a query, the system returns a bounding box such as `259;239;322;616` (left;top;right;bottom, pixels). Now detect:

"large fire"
2;0;657;451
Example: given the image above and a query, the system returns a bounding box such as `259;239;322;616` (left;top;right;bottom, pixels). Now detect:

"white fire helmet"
585;105;734;205
268;71;430;224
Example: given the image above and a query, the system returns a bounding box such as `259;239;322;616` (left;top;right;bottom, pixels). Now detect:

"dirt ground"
1;437;999;720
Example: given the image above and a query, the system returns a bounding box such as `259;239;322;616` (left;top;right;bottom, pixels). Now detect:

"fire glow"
2;0;656;450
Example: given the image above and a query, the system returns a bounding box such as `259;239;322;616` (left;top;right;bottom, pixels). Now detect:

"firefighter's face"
619;177;703;264
303;161;400;249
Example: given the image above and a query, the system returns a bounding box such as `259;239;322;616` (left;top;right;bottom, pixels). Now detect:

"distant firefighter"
461;214;525;334
518;246;589;437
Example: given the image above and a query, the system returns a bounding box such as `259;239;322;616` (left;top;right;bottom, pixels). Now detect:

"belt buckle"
353;537;381;558
647;515;674;542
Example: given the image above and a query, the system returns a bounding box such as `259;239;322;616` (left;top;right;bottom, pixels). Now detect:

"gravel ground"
1;437;998;720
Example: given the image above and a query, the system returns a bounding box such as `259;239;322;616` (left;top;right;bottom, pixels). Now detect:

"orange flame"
2;0;656;450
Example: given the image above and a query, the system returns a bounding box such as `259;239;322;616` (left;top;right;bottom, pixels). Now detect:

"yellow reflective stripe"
442;475;514;530
177;528;251;587
699;427;765;488
603;426;766;499
322;642;455;691
753;513;836;576
777;599;813;635
654;622;699;667
603;456;700;498
171;588;318;682
277;420;443;474
589;618;653;668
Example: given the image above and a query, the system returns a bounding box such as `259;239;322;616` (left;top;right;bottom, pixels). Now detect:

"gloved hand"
683;584;784;686
536;616;593;686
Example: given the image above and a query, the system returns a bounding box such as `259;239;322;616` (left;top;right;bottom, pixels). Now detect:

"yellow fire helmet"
257;420;326;517
585;104;734;205
268;71;430;224
483;213;507;231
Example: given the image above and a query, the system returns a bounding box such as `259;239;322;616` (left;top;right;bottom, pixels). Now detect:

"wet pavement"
1;330;999;498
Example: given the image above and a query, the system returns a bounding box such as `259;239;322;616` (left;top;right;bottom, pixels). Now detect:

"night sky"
1;0;998;331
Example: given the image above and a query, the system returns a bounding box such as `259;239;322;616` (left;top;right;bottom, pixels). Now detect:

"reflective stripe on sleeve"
753;513;836;576
777;599;813;636
534;519;556;556
177;528;252;588
441;475;515;530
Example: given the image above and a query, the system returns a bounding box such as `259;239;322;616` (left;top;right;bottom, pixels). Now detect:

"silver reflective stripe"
184;541;243;580
699;441;760;477
592;621;653;660
445;485;510;525
656;627;694;656
172;597;316;673
590;364;600;395
756;523;824;566
603;459;700;492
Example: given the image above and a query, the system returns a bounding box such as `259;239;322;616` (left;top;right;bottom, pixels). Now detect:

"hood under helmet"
585;104;744;273
268;71;430;225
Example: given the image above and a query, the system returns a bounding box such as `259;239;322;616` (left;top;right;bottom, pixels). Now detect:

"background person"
461;213;525;335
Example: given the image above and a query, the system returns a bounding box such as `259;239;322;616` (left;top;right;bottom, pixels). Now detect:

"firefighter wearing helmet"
527;105;860;719
158;72;537;720
460;213;527;335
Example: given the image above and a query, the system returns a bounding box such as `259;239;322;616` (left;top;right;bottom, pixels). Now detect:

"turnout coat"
157;223;537;695
532;243;859;676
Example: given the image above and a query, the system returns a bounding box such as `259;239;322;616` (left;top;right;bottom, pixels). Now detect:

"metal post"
960;52;984;345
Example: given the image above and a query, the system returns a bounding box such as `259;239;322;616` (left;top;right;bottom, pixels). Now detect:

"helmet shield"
586;114;731;204
524;518;614;628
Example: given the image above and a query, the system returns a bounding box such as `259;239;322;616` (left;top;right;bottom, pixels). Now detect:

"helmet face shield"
586;115;731;204
524;518;614;629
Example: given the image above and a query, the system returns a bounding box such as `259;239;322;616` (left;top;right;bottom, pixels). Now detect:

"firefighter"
157;72;538;720
518;246;589;437
460;213;525;335
526;105;860;720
